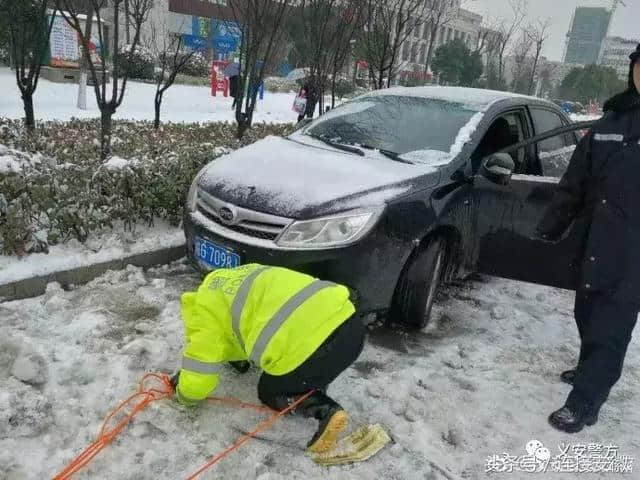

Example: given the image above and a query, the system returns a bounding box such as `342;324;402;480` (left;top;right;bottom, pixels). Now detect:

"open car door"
473;120;596;291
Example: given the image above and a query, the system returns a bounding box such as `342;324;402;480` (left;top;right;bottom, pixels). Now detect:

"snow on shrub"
0;119;294;255
264;76;298;93
116;44;156;81
181;52;210;78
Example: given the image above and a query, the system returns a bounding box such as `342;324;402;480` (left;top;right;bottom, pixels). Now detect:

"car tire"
392;237;446;329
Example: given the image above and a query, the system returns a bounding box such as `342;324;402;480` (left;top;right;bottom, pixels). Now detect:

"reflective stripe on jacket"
177;264;355;402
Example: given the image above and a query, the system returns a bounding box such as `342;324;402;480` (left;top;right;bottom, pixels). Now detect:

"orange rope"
51;373;313;480
52;373;173;480
185;389;315;480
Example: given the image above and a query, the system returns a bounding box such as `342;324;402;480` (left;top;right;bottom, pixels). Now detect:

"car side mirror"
481;153;515;185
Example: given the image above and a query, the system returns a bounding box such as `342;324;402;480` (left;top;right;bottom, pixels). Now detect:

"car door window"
530;108;577;178
472;111;531;174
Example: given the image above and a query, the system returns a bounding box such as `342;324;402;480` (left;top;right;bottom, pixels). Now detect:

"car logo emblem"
218;207;235;224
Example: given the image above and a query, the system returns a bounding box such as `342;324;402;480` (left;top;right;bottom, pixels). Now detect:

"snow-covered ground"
1;261;638;479
0;67;297;124
0;221;184;285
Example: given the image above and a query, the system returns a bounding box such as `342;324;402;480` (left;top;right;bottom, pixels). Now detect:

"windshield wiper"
360;144;414;165
306;133;365;156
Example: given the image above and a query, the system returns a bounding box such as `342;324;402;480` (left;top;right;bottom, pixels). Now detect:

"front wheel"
391;238;446;329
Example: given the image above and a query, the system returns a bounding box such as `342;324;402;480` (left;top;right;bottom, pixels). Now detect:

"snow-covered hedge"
180;52;209;78
0;119;293;255
264;76;298;93
116;45;156;81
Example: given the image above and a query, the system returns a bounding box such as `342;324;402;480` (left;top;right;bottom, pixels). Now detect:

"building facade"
399;4;483;75
563;7;611;65
599;36;639;81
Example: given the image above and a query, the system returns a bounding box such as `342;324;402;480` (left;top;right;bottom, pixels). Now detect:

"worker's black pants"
258;315;366;417
568;291;639;411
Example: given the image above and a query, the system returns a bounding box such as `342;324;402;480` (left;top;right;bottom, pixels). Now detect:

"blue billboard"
185;17;241;58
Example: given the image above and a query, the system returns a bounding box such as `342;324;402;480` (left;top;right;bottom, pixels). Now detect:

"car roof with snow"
361;86;547;112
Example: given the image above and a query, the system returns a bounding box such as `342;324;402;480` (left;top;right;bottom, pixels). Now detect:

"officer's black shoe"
560;369;577;385
548;402;598;433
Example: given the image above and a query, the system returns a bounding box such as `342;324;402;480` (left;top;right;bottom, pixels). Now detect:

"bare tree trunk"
124;0;131;44
528;52;540;95
425;25;438;74
331;75;337;108
77;4;94;110
154;90;162;129
100;109;113;159
22;91;35;132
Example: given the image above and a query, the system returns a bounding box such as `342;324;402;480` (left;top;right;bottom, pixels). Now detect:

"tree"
289;0;364;115
360;0;431;89
151;30;196;129
228;0;293;138
432;38;482;86
77;1;94;110
494;0;527;91
525;18;550;95
556;64;626;104
510;29;533;94
327;2;365;109
423;0;460;74
1;0;57;132
56;0;153;159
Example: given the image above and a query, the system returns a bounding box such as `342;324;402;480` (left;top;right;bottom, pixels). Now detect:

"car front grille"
196;189;291;242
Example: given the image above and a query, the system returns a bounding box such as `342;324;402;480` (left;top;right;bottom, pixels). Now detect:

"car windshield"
303;95;479;163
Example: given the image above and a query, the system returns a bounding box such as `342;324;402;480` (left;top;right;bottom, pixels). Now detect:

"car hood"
198;135;441;218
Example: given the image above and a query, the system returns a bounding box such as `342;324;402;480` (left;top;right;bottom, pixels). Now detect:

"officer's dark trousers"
258;315;366;416
568;292;639;411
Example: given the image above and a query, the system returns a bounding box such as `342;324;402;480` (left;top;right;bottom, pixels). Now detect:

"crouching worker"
171;263;366;453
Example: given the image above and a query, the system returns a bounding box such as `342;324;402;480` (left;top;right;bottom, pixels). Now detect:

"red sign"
210;60;229;97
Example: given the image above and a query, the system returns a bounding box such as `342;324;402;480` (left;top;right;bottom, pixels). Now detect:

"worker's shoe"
307;406;349;454
560;369;577;385
548;401;598;433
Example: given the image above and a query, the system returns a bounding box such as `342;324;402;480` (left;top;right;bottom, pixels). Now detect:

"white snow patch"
0;67;297;124
0;155;24;174
449;111;484;158
361;86;534;111
1;266;639;479
0;220;185;285
201;135;435;215
538;145;577;160
103;155;133;170
400;149;452;167
570;113;602;122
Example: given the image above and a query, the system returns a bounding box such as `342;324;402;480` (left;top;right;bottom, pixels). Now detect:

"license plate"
194;237;242;269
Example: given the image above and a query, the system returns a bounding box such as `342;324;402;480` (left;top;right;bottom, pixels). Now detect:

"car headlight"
276;208;383;249
186;169;205;212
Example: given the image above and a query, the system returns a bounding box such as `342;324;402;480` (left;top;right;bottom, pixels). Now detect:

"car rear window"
305;95;479;157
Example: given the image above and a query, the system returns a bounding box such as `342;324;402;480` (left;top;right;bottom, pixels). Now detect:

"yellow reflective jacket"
177;264;355;402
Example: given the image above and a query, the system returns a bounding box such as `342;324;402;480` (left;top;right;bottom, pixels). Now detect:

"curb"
0;244;186;303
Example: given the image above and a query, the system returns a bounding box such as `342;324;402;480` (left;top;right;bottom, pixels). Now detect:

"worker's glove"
169;372;179;392
229;360;251;374
168;372;199;408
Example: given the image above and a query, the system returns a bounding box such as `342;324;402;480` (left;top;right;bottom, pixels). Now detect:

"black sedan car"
184;87;591;328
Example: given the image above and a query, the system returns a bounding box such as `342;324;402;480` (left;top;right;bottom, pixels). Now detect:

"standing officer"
536;44;640;433
171;263;365;453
